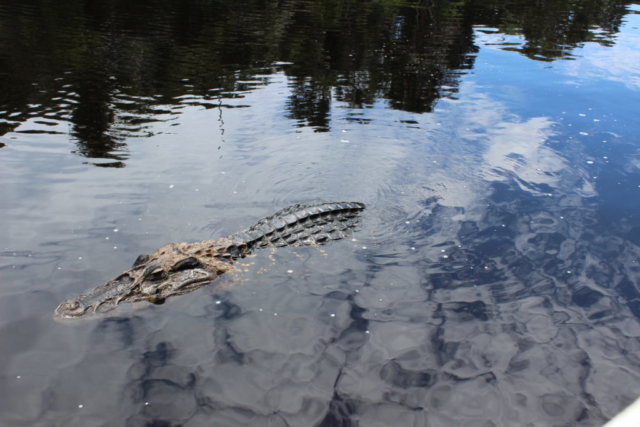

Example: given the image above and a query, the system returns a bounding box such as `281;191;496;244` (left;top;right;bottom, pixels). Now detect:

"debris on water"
215;300;221;305
330;313;336;317
169;184;174;188
587;160;594;164
113;228;118;232
362;246;367;249
287;270;293;273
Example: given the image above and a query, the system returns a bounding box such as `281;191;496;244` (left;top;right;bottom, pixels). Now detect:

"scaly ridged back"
233;202;365;250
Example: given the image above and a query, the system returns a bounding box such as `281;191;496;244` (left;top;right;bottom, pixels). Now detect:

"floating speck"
169;185;174;188
342;129;347;132
379;298;383;302
215;300;221;305
580;132;589;136
221;171;225;174
411;247;415;250
113;228;119;232
365;330;370;334
579;113;586;116
58;267;61;270
78;257;82;260
586;160;594;164
16;375;21;379
355;289;359;293
259;308;263;311
443;255;449;259
330;313;336;317
144;402;149;406
351;238;357;242
441;249;446;253
405;221;410;224
287;270;293;274
113;246;117;249
341;139;350;143
567;270;572;274
274;313;277;316
105;237;109;240
78;405;84;409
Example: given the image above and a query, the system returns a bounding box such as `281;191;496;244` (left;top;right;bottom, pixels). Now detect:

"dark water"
2;0;640;425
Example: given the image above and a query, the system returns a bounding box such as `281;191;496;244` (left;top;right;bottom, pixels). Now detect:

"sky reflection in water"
1;1;640;426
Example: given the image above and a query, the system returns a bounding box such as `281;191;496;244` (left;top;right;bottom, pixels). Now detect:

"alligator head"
54;242;234;318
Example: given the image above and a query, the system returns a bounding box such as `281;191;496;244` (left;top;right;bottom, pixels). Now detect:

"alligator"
54;202;365;318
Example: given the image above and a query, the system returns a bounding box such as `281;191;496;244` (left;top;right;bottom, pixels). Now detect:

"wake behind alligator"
54;202;365;318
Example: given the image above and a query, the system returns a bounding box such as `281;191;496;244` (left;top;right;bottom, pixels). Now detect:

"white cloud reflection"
558;15;640;91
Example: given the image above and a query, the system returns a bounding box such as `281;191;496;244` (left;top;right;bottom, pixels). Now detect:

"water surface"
2;1;640;426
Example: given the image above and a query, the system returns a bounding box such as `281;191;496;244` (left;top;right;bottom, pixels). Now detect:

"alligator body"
54;202;365;318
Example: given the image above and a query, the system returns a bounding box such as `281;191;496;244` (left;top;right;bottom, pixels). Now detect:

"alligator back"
234;202;365;250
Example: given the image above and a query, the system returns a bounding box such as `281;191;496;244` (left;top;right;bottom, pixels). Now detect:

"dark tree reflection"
0;0;635;160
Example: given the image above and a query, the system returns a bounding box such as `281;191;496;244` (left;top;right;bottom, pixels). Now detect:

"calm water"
2;1;640;426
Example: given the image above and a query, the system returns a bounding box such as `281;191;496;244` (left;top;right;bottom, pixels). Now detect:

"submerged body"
54;202;365;318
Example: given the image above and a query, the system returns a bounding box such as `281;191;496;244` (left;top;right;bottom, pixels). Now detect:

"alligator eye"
143;265;166;280
133;254;151;267
172;257;202;271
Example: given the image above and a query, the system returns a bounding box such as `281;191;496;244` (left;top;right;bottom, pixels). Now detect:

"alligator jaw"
54;264;221;319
